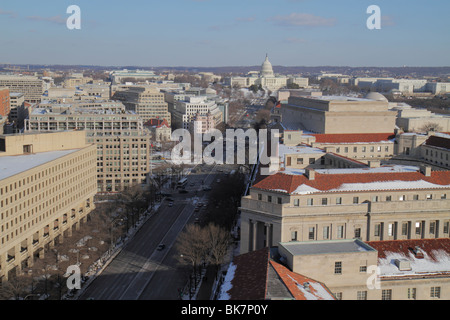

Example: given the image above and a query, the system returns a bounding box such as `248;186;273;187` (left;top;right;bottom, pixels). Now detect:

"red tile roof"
226;248;270;300
269;260;335;300
366;238;450;261
425;135;450;150
312;133;396;144
224;247;335;300
252;170;450;194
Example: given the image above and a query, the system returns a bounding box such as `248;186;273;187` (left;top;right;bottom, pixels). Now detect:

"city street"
78;163;234;300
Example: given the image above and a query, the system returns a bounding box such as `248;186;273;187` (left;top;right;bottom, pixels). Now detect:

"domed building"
365;92;389;102
260;54;274;77
224;55;309;91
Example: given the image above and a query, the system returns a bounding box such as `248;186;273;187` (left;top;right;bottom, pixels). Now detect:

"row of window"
257;193;448;206
291;221;450;241
334;287;442;300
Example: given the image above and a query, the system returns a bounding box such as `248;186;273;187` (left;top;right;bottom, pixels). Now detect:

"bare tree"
204;223;231;279
419;122;443;133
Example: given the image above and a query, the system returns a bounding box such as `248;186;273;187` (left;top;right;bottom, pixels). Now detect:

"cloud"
0;9;17;19
27;15;66;25
269;13;336;27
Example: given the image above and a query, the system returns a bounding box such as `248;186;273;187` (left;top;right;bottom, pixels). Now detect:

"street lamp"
109;218;124;254
180;254;197;300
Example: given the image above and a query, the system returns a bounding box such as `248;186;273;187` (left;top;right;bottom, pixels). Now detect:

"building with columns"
224;55;309;91
0;131;97;281
239;165;450;255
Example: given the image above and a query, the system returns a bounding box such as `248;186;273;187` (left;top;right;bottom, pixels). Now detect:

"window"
308;227;315;240
334;261;342;274
382;289;392;300
309;158;315;165
291;231;297;241
386;195;392;202
399;195;406;201
444;222;449;234
429;222;436;234
323;226;330;240
277;197;282;204
408;288;416;300
334;292;342;300
353;197;359;204
388;223;394;237
441;194;447;200
430;287;441;299
307;198;313;206
297;158;304;165
374;224;381;237
426;194;433;200
355;228;361;239
413;194;419;201
336;197;342;205
293;199;299;207
258;194;262;201
267;195;272;203
372;196;379;202
415;222;422;235
337;225;344;239
402;223;408;236
357;291;367;300
321;198;328;205
353;147;357;153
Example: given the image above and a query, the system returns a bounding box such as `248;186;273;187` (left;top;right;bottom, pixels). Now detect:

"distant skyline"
0;0;449;67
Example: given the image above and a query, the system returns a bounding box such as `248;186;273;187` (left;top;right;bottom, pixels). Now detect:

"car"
168;202;174;207
194;207;199;212
157;244;165;251
179;189;188;194
216;179;221;183
166;197;174;202
202;186;212;191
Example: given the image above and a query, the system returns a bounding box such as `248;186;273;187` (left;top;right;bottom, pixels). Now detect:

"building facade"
24;100;152;192
240;166;450;255
0;75;44;104
0;131;97;281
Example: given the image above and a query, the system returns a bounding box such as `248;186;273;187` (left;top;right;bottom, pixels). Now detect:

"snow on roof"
367;239;450;279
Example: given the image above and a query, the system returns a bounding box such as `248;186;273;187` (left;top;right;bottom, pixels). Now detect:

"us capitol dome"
260;54;274;77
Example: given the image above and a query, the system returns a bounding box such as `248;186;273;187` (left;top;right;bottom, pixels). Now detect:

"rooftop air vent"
394;258;412;271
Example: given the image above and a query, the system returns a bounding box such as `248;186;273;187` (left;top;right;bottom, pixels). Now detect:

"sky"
0;0;449;67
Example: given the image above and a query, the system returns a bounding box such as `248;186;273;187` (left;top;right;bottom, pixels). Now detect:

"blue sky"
0;0;449;67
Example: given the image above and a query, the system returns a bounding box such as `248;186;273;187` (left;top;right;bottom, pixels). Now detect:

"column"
251;220;258;252
265;223;272;248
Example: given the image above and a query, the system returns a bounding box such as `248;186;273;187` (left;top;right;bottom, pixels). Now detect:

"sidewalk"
195;264;218;300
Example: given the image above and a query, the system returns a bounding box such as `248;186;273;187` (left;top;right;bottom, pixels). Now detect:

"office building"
0;131;97;281
0;75;44;103
25;100;152;192
240;164;450;254
113;86;171;125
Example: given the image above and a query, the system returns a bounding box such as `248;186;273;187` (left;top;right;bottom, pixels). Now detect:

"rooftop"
279;239;376;256
218;247;335;300
367;238;450;278
0;149;80;181
252;166;450;194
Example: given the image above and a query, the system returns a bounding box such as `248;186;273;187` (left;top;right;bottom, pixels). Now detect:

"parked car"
157;244;165;251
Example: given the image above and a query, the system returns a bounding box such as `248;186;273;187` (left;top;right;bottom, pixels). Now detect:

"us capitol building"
224;55;309;91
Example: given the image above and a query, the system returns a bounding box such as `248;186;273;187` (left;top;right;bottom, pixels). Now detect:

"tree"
176;224;209;293
419;122;443;133
204;224;231;278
